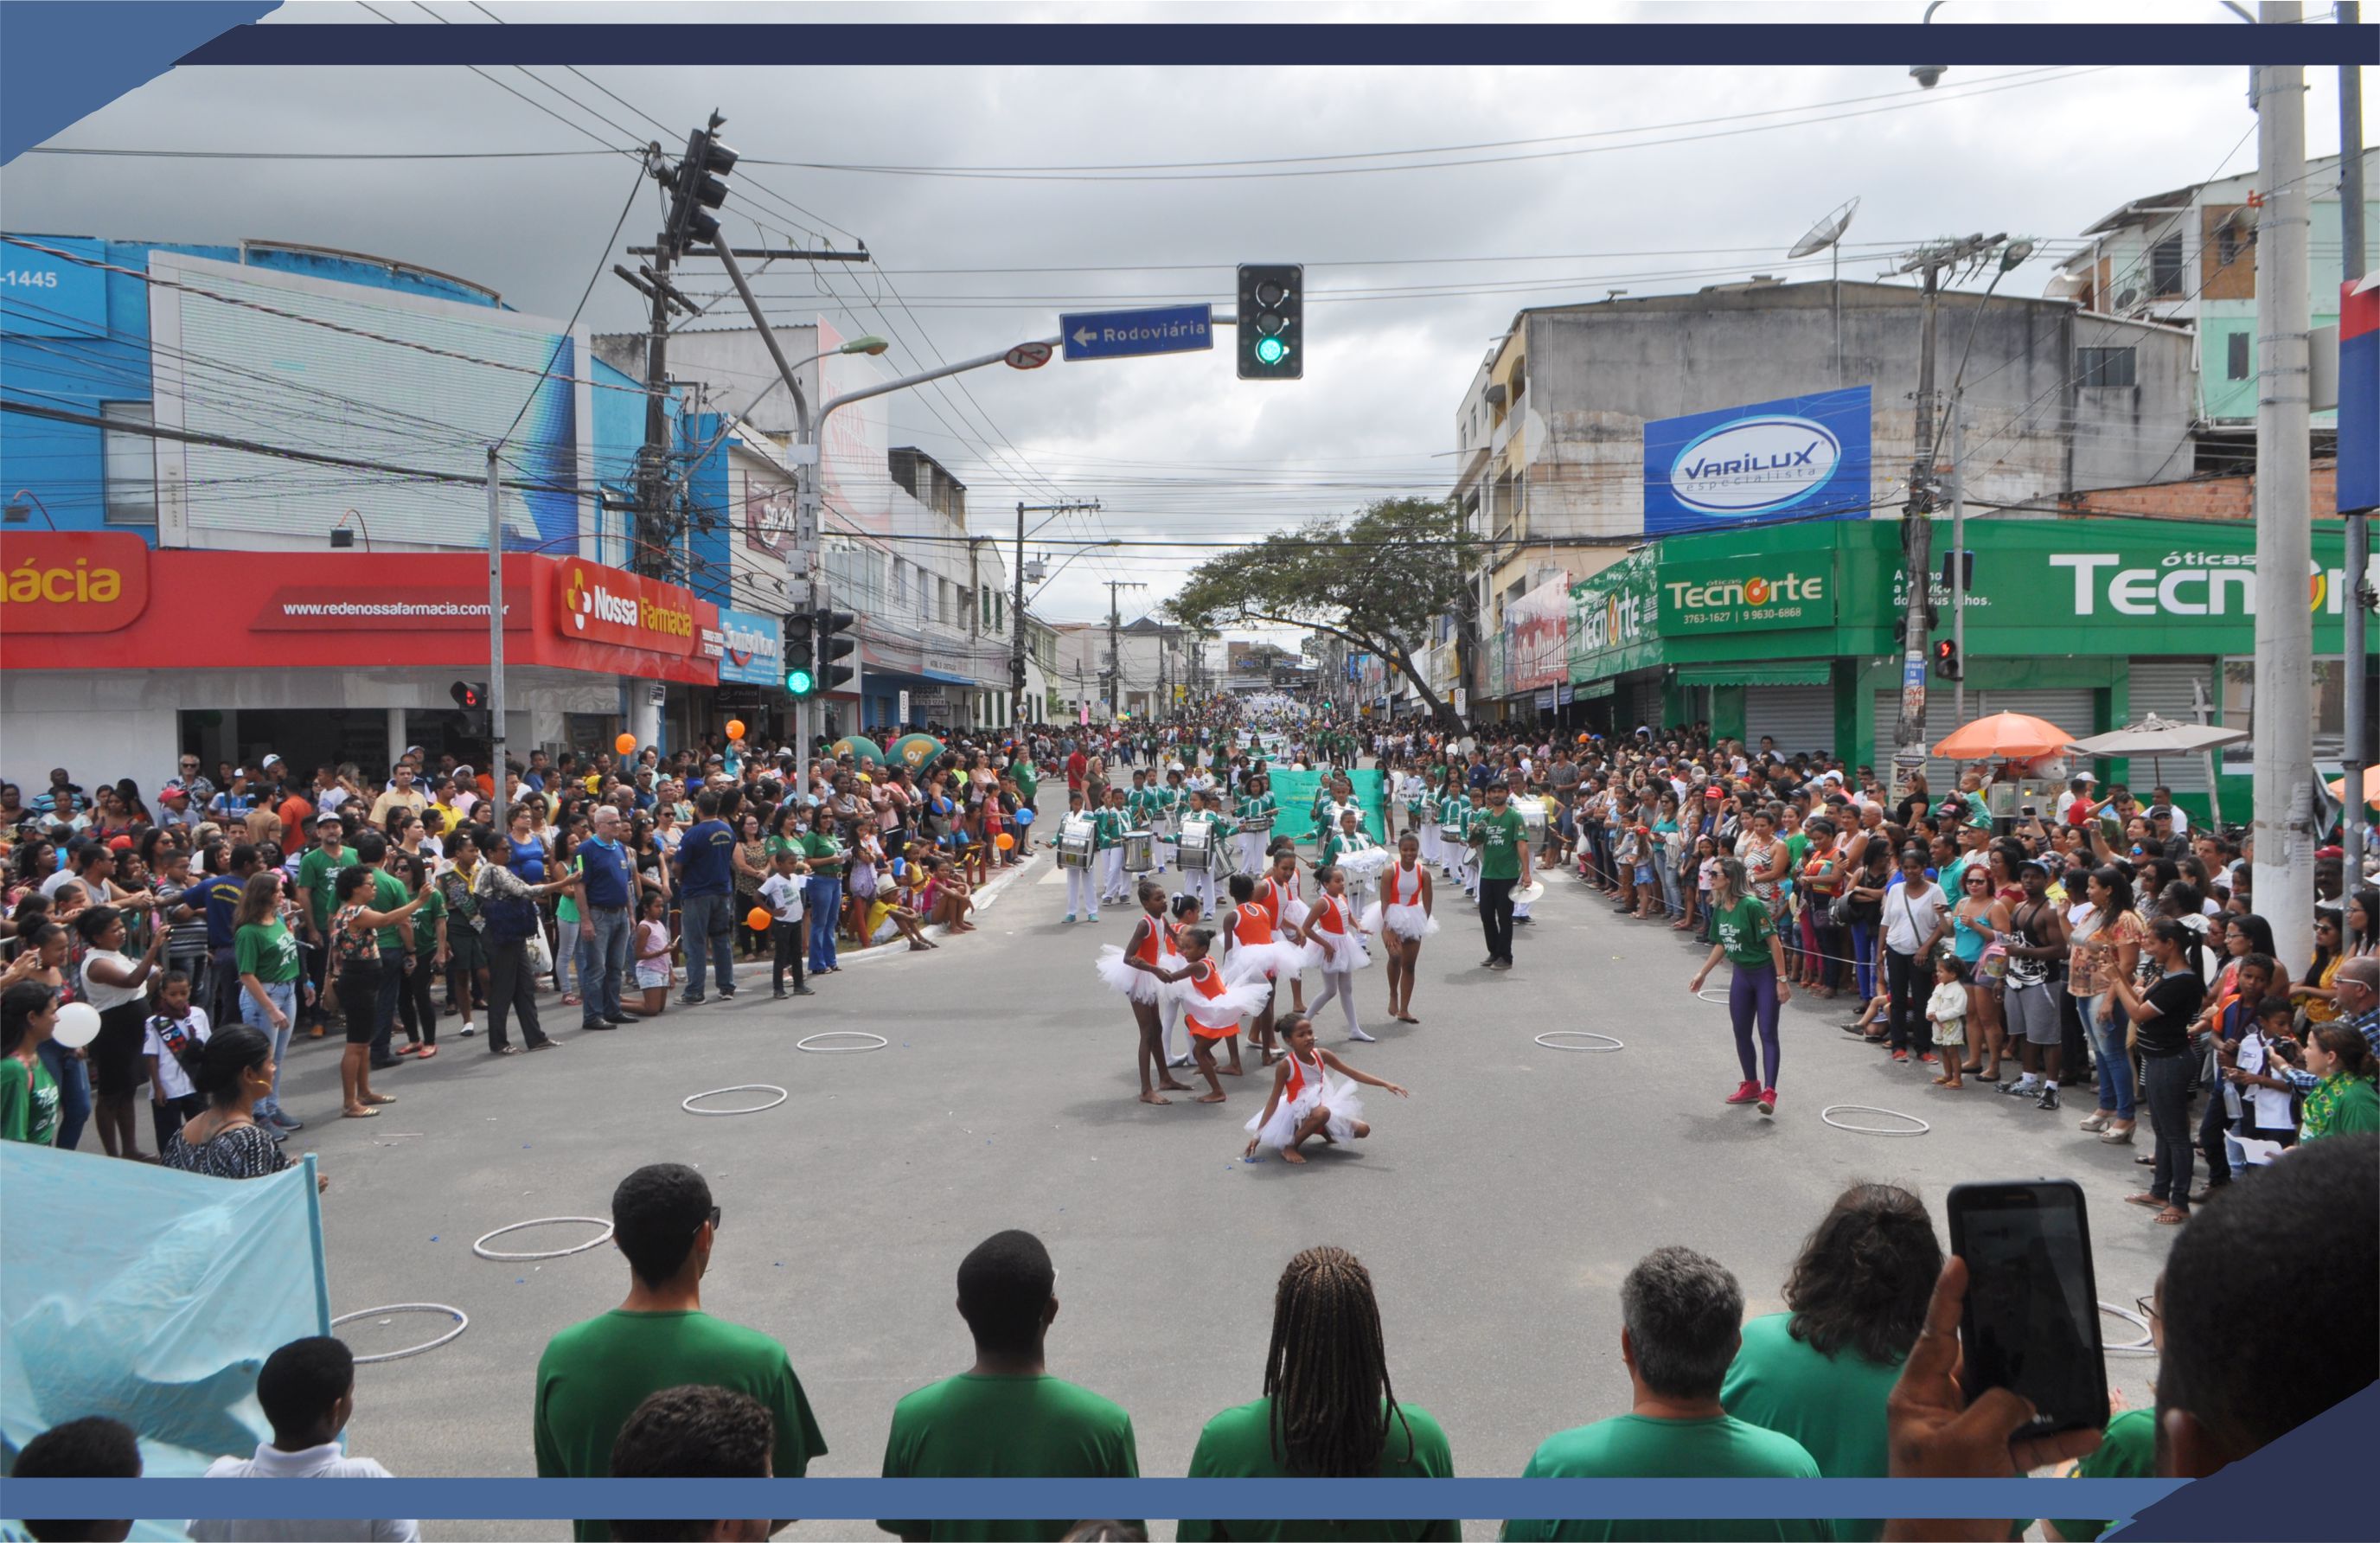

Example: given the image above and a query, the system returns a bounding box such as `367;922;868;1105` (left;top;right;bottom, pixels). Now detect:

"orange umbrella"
2326;765;2380;805
1930;711;2078;762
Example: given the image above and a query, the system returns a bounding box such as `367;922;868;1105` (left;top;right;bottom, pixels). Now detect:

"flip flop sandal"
414;1046;438;1059
362;1094;397;1105
342;1106;379;1118
2125;1193;2166;1208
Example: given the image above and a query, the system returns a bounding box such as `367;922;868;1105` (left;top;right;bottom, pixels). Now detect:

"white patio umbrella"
2069;714;2249;826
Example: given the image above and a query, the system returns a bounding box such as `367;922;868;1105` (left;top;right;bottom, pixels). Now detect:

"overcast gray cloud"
2;0;2361;631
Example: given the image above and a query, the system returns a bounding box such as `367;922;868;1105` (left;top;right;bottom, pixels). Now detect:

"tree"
1166;497;1480;725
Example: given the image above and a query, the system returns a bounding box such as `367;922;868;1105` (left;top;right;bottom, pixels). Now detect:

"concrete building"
2051;150;2377;447
1046;616;1193;720
1448;277;2198;721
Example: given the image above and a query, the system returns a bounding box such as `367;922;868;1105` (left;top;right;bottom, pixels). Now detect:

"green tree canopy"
1166;496;1479;722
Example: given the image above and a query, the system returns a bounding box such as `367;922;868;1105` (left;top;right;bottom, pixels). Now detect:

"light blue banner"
715;607;784;688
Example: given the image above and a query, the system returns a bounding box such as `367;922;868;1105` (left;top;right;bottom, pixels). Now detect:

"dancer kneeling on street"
1094;880;1192;1104
1686;855;1792;1117
1155;926;1267;1103
1244;1014;1410;1165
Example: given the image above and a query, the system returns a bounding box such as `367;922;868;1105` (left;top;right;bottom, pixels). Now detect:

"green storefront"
1569;515;2364;824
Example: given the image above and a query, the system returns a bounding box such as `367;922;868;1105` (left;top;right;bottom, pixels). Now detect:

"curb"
834;848;1047;968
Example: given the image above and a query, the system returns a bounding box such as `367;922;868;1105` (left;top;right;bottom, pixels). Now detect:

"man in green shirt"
1503;1246;1825;1543
1470;783;1530;972
534;1163;827;1543
879;1229;1138;1542
294;811;355;1033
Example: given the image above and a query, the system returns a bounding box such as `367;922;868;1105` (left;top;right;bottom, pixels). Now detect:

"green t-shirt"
0;1053;61;1146
1709;897;1778;970
878;1372;1139;1542
534;1309;828;1543
1721;1312;1903;1543
1781;834;1810;890
411;887;446;959
1473;807;1529;880
801;830;844;874
1009;760;1039;801
2043;1408;2156;1543
234;918;304;983
1500;1413;1825;1542
296;844;355;932
369;866;409;951
1177;1396;1457;1542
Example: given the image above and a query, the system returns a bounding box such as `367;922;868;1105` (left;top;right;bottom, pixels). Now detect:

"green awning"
1577;678;1616;699
1673;661;1833;688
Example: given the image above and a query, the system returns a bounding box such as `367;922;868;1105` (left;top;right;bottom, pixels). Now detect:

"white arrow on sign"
1005;341;1053;370
1072;327;1097;348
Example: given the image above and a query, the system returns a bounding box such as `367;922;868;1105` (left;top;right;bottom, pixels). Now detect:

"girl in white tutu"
1243;1014;1410;1165
1155;926;1269;1100
1093;879;1193;1104
1224;872;1302;1065
1258;844;1309;1016
1362;832;1439;1025
1160;892;1203;1070
1290;865;1374;1044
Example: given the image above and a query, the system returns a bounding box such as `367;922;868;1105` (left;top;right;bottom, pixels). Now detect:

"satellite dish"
1788;196;1861;259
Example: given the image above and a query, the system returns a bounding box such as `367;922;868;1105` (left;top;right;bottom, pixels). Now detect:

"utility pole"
485;443;507;831
2340;0;2370;874
1104;579;1145;721
1887;232;2010;798
1950;394;1966;725
2253;8;2315;975
1012;498;1101;729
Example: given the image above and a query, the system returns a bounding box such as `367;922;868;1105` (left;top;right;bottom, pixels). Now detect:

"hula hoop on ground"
1820;1104;1931;1136
681;1084;790;1115
1535;1030;1625;1053
2100;1300;2157;1355
472;1216;613;1262
1695;987;1731;1004
331;1303;469;1364
797;1031;889;1054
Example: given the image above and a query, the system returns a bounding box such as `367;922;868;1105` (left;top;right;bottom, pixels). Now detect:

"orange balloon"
995;832;1015;850
745;906;774;932
615;733;637;756
725;719;746;741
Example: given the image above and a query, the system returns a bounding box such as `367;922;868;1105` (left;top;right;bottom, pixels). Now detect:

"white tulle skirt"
1168;974;1272;1034
1362;900;1441;939
1302;927;1372;974
1337;848;1395;887
1246;1072;1366;1149
1223;938;1304;985
1093;946;1164;1004
1279;895;1310;932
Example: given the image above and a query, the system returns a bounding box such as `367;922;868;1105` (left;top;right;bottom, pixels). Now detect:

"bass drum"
1122;830;1156;872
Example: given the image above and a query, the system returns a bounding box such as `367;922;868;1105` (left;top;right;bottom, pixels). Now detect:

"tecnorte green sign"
1658;557;1838;634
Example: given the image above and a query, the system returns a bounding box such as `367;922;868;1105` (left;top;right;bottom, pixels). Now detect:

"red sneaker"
1757;1087;1776;1116
1892;1050;1910;1063
1920;1052;1939;1064
1725;1079;1761;1105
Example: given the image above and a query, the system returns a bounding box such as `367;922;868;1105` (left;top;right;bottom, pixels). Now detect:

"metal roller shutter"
1874;692;1963;791
1743;686;1838;759
1871;688;2095;791
2123;660;2217;797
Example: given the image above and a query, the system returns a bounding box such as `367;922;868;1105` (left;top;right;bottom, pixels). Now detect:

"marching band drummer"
1177;789;1223;916
1059;789;1099;925
1234;773;1276;876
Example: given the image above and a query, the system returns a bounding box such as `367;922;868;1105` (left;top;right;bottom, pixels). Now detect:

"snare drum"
1122;830;1156;872
1514;796;1550;844
1238;814;1276;836
1058;816;1096;871
1178;817;1213;871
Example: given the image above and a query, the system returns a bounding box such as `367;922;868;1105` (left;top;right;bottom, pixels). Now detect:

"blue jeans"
680;892;735;999
36;1038;93;1151
1850;921;1877;1003
580;906;632;1025
2088;996;2134;1121
240;979;298;1117
805;876;842;971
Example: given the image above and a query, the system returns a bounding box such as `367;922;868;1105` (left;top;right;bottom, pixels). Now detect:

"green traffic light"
786;669;816;695
1254;336;1289;366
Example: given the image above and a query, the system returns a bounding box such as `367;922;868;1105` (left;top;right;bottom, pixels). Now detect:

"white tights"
1309;968;1360;1039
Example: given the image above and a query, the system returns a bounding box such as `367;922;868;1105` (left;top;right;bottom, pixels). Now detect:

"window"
2149;234;2185;297
2226;331;2251;381
101;401;156;525
2216;223;2241;266
892;561;907;605
2077;346;2136;389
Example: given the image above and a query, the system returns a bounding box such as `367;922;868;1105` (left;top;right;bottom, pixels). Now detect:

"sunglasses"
693;1205;722;1236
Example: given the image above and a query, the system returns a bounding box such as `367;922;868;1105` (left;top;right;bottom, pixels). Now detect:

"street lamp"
3;490;58;528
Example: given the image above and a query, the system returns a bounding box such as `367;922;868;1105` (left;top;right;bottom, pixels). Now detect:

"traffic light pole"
486;443;507;831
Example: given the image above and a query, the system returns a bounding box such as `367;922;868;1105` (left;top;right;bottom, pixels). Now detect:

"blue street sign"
1060;304;1214;362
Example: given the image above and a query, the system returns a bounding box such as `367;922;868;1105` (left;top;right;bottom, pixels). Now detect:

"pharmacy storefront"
1569;516;2363;823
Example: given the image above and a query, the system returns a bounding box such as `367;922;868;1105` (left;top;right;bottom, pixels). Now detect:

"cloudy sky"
3;1;2364;631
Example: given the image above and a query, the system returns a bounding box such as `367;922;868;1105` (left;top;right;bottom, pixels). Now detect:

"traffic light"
449;679;489;733
662;113;739;255
1237;263;1303;380
783;612;816;697
816;607;857;693
1932;637;1961;680
1939;548;1974;590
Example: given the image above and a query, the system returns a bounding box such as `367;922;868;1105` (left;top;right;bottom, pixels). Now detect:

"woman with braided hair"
1178;1245;1457;1541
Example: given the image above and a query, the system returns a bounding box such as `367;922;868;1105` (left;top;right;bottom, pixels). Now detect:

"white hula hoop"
1695;987;1731;1003
797;1032;889;1054
331;1303;469;1364
1820;1104;1932;1136
681;1084;790;1115
2100;1300;2157;1355
472;1216;614;1262
1535;1030;1625;1053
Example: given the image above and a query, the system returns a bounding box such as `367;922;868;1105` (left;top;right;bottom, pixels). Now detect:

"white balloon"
53;1001;103;1049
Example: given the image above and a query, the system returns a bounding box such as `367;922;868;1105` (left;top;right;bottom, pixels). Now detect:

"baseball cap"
106;835;134;851
2070;771;2098;784
316;810;343;827
157;784;188;802
259;753;284;771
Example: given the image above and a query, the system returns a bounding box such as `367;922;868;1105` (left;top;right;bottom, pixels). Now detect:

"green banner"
1268;768;1386;844
1568;547;1662;683
1658;555;1838;635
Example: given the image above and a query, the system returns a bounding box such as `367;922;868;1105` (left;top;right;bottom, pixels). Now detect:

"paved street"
289;827;2169;1541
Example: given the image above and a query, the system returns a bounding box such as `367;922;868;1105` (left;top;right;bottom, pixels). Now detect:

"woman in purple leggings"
1687;856;1795;1117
